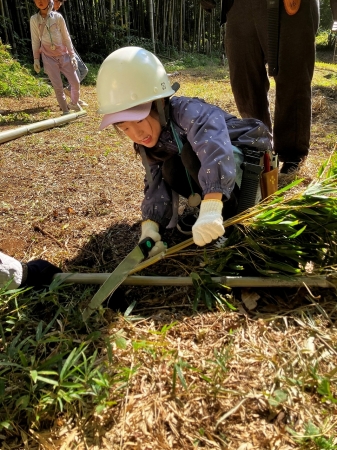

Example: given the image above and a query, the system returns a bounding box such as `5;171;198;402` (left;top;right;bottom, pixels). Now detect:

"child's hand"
34;59;40;73
71;57;78;70
148;241;167;258
192;199;224;246
139;220;161;242
139;220;165;257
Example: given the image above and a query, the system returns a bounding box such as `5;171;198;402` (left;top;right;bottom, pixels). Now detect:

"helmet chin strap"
155;99;167;127
155;82;180;127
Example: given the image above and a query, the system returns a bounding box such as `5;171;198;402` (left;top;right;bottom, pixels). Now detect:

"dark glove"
21;259;62;288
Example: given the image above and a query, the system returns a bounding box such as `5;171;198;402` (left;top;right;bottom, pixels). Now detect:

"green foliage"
204;159;337;278
172;357;189;396
288;422;337;449
0;43;51;98
316;0;336;50
164;52;222;72
0;281;127;435
80;63;100;86
309;365;337;404
316;30;332;49
320;0;335;30
0;111;32;124
67;53;224;90
267;389;288;407
81;34;158;65
190;272;236;311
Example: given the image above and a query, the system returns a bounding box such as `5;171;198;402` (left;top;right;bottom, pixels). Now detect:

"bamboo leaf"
30;370;38;383
289;225;307;238
115;335;127;350
36;375;59;386
60;347;86;382
174;363;187;390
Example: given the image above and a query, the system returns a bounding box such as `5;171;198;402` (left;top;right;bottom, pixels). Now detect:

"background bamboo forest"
0;0;224;62
0;0;335;64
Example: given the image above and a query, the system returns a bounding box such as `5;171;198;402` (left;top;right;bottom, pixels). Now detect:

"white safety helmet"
96;47;176;129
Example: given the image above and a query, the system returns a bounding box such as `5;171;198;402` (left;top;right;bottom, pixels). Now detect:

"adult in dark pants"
204;0;321;174
226;0;319;174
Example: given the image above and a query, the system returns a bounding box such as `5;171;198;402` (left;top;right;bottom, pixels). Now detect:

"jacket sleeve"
225;117;272;152
171;96;237;201
30;15;41;60
0;251;23;289
141;159;173;227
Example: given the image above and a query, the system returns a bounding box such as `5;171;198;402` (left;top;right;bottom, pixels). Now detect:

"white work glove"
139;220;166;257
192;199;224;246
34;59;40;74
71;57;78;70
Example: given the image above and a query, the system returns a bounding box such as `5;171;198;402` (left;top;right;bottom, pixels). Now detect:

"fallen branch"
33;224;63;248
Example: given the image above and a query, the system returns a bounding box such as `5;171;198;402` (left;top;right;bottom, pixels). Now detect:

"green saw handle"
138;237;156;258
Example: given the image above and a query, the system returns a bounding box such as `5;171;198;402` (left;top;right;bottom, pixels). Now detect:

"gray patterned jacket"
138;96;272;226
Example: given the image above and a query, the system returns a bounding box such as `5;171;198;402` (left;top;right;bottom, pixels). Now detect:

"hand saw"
82;237;155;321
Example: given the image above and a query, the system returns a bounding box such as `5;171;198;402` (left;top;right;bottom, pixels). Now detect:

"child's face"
34;0;49;10
116;110;161;148
54;0;63;11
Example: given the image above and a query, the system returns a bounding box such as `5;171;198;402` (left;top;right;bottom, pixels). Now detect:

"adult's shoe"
280;160;304;174
68;102;82;112
78;99;88;106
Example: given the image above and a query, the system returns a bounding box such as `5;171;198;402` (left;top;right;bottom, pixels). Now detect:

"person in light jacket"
30;0;81;115
96;47;272;255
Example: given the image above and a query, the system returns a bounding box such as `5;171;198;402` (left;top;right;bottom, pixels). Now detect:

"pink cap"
99;101;152;130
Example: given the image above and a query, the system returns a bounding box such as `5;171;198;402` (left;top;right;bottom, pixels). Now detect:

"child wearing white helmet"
96;47;272;253
30;0;82;115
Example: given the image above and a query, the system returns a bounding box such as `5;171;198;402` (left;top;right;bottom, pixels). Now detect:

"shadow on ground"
63;220;193;316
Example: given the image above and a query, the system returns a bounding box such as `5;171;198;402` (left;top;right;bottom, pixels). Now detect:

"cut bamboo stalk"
128;201;283;275
55;273;337;288
0;110;87;144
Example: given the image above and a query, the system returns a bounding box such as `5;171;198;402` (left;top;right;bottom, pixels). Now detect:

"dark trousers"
225;0;319;163
162;142;239;220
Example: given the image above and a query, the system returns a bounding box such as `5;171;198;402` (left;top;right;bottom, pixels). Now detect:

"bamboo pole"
0;110;87;144
149;0;155;53
55;273;337;289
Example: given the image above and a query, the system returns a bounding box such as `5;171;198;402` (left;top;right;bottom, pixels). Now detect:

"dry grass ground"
0;54;337;449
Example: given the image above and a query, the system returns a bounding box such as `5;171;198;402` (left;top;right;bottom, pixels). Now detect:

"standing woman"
53;0;89;107
30;0;81;115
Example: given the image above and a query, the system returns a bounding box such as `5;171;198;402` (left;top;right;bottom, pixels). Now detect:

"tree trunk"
0;0;9;43
179;0;183;52
0;0;227;58
149;0;155;53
